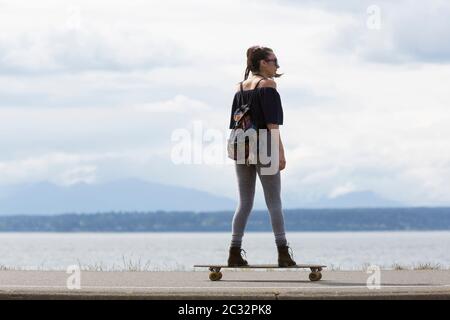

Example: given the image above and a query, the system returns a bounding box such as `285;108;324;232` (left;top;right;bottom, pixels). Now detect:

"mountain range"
0;178;404;215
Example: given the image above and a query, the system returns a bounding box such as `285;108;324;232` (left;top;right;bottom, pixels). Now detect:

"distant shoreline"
1;207;450;232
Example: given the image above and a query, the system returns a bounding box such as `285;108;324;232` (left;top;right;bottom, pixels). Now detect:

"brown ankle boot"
227;247;249;267
277;245;296;267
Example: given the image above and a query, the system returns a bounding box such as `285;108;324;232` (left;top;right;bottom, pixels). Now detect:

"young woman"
227;46;296;267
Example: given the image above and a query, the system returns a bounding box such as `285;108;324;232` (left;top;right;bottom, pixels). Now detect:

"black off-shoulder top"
229;86;284;129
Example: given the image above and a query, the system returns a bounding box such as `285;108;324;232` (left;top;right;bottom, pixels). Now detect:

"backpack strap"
247;77;266;107
254;77;266;87
239;81;245;106
239;77;266;106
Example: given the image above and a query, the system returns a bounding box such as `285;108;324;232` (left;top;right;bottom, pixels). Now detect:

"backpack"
227;78;266;165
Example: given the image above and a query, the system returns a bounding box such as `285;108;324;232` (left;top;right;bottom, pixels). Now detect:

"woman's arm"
266;123;286;171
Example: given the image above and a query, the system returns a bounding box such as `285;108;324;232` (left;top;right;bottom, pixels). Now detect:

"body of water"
0;231;449;271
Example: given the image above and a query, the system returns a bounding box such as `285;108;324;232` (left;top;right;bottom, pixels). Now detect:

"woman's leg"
256;165;288;247
230;163;257;248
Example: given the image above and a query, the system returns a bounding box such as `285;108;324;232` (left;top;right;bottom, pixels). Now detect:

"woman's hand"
267;123;286;171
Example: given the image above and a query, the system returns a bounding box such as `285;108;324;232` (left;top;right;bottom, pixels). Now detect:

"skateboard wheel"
309;272;321;281
209;272;222;281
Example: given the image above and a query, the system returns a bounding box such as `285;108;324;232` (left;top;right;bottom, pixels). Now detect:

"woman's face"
260;52;279;77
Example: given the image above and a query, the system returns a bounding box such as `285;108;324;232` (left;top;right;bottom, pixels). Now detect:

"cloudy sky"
1;0;450;208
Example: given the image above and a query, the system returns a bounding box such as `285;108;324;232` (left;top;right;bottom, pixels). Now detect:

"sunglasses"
265;58;279;67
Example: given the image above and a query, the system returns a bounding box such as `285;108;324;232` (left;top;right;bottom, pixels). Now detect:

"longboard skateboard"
193;264;326;282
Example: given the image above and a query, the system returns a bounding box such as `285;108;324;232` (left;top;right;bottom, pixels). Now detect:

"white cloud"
329;182;358;198
0;149;166;186
0;0;450;207
59;165;97;186
0;28;190;74
133;95;210;113
0;94;219;158
327;1;450;63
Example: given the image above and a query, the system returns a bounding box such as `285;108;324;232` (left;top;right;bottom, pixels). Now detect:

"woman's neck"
252;71;270;79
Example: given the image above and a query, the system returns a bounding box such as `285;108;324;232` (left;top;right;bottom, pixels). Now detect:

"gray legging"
230;161;288;248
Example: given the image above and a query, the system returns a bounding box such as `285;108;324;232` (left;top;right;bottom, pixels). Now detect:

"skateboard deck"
194;264;326;282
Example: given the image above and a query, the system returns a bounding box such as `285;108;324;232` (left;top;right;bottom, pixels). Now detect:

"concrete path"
1;269;450;299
